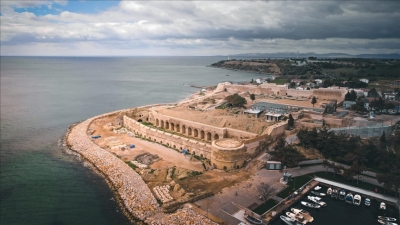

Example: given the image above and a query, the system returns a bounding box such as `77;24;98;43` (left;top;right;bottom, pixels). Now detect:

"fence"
330;124;394;138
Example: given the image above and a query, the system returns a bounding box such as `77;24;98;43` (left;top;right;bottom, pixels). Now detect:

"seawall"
65;108;218;225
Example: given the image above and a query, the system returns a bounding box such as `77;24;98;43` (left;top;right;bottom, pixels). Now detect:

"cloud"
1;0;399;56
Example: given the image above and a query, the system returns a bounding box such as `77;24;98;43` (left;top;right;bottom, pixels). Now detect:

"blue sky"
14;1;120;16
1;1;399;56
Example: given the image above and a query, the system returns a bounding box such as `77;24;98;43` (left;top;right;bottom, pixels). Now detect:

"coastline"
62;102;218;224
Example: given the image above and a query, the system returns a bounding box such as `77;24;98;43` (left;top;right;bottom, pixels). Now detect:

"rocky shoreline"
63;109;218;225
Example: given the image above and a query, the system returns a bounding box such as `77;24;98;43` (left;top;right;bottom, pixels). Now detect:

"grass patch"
215;102;228;109
141;122;154;126
277;175;314;198
299;163;323;168
253;199;278;215
314;172;397;197
127;162;138;170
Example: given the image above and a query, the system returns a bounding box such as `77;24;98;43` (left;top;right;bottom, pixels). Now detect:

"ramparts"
124;115;213;158
66;109;217;225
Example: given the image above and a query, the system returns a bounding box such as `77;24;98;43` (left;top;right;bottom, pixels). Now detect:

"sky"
1;0;399;56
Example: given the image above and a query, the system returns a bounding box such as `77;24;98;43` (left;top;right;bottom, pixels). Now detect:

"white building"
359;78;369;84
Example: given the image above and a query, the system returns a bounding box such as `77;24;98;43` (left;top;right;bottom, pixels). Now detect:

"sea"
0;56;262;225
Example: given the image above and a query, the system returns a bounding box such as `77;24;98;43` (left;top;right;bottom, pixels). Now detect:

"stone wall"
324;118;344;126
124;116;213;159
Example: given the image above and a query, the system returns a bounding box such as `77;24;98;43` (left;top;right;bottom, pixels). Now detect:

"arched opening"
214;134;219;140
182;125;186;134
200;130;205;139
171;123;175;131
188;127;192;136
165;122;169;129
207;132;212;141
137;119;143;122
155;119;159;126
277;91;280;95
193;151;196;155
160;141;163;144
180;147;182;150
161;120;164;128
167;143;169;146
194;129;198;137
223;166;227;170
176;124;180;132
200;154;203;158
236;165;240;169
213;163;216;168
146;118;148;121
173;145;176;149
154;139;156;141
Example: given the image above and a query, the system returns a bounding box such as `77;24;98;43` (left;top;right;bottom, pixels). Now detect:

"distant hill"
226;52;400;59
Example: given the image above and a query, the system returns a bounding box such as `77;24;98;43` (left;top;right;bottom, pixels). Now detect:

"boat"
314;186;322;190
327;188;332;195
286;212;307;224
311;191;326;197
353;194;361;205
339;189;346;200
307;196;327;207
291;208;314;223
365;198;371;206
244;213;262;225
378;219;398;225
331;189;339;199
378;216;397;222
301;201;321;209
380;202;386;210
280;215;302;225
345;193;353;204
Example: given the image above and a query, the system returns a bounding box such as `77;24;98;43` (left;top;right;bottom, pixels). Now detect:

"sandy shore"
64;107;218;225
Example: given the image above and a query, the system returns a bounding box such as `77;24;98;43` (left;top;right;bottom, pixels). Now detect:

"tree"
250;94;255;103
225;93;247;107
311;96;317;107
270;145;305;168
345;91;352;101
287;114;294;128
257;183;277;201
377;165;400;198
380;132;387;149
349;161;366;185
350;90;357;101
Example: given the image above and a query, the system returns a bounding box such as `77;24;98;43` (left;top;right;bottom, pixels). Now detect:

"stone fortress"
123;82;347;171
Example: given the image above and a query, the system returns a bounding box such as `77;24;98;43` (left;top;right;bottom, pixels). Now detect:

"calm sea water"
0;56;261;225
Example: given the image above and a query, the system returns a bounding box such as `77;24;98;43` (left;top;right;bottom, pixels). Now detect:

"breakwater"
65;109;218;225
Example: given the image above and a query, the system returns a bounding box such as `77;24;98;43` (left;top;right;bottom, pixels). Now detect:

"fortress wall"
153;113;226;141
313;88;347;102
124;116;213;159
225;128;258;140
286;89;313;98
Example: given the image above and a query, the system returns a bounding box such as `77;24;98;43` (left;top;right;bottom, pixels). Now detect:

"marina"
270;178;399;225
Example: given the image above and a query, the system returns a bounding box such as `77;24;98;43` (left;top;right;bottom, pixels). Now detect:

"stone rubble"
67;111;218;225
153;185;173;203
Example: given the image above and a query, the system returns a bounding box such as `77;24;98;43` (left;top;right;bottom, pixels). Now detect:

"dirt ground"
88;114;253;197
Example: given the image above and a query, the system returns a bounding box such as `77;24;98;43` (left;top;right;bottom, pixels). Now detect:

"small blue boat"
91;135;101;139
345;193;353;204
365;198;371;206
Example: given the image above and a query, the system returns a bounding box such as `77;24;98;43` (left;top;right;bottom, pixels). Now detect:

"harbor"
267;178;399;225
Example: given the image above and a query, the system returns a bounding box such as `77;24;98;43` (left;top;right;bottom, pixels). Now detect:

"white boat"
307;196;327;207
380;202;386;210
327;188;332;195
365;198;371;206
378;216;397;222
314;186;321;190
286;212;307;225
331;189;338;199
301;201;321;209
353;194;361;205
311;191;326;196
291;208;314;223
378;219;398;225
280;215;302;225
339;189;346;200
345;193;353;204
